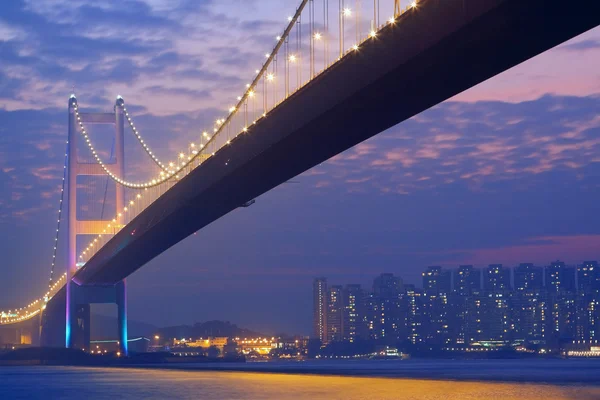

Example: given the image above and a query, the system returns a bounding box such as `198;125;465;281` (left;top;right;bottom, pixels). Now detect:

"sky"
1;0;600;335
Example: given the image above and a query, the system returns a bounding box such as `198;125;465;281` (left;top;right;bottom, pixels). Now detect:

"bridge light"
289;54;297;63
370;30;377;38
389;17;395;24
343;8;351;17
314;32;322;40
353;44;359;51
287;16;292;21
411;1;417;7
267;73;275;82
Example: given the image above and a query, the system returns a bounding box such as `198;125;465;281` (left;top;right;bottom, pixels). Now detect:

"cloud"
559;39;600;52
297;94;600;195
437;235;600;266
143;86;212;99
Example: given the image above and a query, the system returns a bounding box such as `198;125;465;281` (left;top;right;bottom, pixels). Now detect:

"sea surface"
1;359;599;399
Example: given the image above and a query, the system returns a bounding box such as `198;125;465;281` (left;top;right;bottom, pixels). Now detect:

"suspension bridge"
1;0;599;355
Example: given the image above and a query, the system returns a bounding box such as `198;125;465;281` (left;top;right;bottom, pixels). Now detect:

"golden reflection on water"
101;368;600;400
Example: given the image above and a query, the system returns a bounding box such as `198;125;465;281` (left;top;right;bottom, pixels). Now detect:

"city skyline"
1;0;600;336
313;261;599;350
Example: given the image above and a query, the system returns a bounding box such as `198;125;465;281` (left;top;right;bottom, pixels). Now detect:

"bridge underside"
69;0;600;286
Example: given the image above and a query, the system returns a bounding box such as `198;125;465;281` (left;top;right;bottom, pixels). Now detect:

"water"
1;360;599;399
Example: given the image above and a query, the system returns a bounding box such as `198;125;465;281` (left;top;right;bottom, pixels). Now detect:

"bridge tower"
65;94;128;355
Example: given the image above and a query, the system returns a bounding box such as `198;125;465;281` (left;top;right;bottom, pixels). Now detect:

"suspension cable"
119;100;169;172
48;140;69;288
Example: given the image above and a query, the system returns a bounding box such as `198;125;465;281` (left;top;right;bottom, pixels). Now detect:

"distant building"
368;274;404;342
481;292;511;341
545;261;576;293
343;284;365;342
547;291;577;341
326;285;344;343
577;261;600;293
403;284;424;345
174;336;229;351
373;273;404;298
463;291;485;344
511;289;547;341
237;337;276;355
312;278;328;344
514;263;543;292
423;291;452;346
484;264;511;292
575;291;600;342
454;265;481;295
422;266;452;294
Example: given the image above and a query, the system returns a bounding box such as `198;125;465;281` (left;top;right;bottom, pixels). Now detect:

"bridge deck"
72;0;600;285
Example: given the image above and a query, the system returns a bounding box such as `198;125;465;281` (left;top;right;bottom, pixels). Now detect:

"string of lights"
48;141;69;289
118;99;169;172
0;273;67;325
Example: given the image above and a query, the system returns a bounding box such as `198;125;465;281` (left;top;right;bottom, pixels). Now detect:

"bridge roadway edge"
60;0;599;290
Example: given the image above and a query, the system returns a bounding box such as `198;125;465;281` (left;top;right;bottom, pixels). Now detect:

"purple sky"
1;0;600;335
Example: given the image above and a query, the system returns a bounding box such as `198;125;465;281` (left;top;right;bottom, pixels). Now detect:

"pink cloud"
439;235;600;266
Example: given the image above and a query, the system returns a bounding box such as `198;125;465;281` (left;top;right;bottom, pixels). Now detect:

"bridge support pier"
66;280;128;355
116;280;128;356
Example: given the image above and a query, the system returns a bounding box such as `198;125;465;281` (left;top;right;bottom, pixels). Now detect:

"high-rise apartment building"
368;274;404;342
545;261;576;293
577;261;600;293
547;290;577;341
326;285;344;343
343;284;364;342
484;264;511;292
511;289;547;341
423;266;452;294
514;263;543;292
403;284;424;345
454;265;481;295
373;273;404;297
312;278;328;344
575;292;600;342
481;292;511;341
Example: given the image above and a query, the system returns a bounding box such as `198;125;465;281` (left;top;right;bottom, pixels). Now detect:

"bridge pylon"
62;94;128;355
